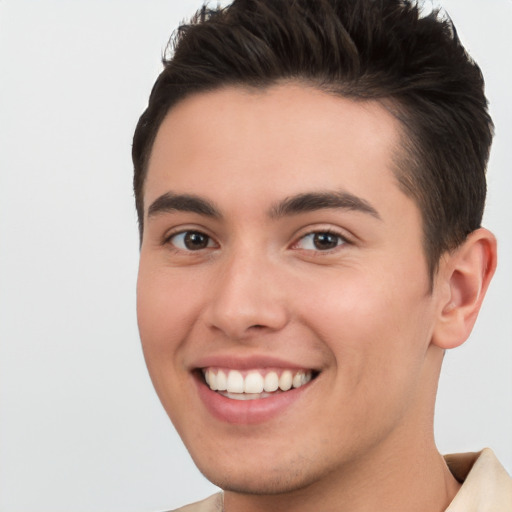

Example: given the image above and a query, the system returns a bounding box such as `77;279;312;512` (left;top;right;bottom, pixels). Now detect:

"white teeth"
264;372;279;392
223;392;273;401
291;370;312;388
279;370;293;391
209;371;218;391
216;370;227;391
226;370;244;393
203;368;314;397
244;372;264;393
292;371;304;388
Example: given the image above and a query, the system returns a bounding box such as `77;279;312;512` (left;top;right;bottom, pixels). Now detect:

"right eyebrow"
147;192;222;219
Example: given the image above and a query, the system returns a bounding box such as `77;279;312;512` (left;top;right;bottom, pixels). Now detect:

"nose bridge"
205;244;288;339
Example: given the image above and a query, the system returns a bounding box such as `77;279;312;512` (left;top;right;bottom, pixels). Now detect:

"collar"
444;448;512;511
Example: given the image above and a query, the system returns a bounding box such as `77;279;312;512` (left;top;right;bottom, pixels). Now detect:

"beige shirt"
171;448;512;512
445;448;512;511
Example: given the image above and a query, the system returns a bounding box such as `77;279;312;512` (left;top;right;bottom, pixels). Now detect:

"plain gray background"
0;1;510;511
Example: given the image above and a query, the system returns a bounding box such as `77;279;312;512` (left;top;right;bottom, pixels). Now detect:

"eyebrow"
147;190;380;221
269;191;381;220
147;192;221;219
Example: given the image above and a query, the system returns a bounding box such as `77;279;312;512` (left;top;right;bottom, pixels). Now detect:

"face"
137;84;446;495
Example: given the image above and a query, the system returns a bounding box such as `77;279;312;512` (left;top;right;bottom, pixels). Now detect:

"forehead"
144;84;408;217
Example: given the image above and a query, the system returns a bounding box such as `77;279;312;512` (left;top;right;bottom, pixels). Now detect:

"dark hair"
132;0;493;278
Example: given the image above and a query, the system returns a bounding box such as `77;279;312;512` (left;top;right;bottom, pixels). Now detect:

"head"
133;0;494;279
133;0;497;503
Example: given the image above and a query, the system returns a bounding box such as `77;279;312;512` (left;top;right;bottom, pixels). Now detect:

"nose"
203;250;290;340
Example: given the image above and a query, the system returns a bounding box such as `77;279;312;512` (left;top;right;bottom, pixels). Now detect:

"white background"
0;1;510;511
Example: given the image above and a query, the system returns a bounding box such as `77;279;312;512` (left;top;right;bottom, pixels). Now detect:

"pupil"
313;232;338;250
184;232;208;250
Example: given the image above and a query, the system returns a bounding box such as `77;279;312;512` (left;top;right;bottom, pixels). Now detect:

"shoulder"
445;448;512;511
168;492;223;512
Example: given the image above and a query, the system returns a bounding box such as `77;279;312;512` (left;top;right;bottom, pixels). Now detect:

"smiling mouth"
201;368;317;400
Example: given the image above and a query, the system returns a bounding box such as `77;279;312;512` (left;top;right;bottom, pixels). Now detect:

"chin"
202;469;310;496
192;451;328;496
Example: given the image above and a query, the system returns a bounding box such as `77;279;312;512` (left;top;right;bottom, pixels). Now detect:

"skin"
137;84;496;511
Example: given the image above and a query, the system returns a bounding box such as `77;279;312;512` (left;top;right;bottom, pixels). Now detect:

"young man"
132;0;512;510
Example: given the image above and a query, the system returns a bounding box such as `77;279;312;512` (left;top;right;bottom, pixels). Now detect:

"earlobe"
432;228;497;350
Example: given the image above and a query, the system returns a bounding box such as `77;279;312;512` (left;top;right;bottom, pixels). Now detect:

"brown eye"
169;231;215;251
312;232;340;250
296;231;345;251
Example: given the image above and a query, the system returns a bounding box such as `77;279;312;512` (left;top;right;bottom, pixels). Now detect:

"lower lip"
195;374;313;425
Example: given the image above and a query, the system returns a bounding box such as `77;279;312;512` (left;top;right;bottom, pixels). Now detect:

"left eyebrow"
269;191;381;220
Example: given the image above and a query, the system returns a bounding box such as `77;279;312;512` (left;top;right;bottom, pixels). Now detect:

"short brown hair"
132;0;493;277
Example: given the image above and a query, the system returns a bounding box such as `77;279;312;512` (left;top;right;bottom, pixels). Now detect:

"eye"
295;231;346;251
168;230;216;251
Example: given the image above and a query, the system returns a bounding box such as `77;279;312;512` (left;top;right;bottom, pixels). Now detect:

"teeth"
279;370;292;391
292;370;312;388
203;368;314;396
216;370;227;391
209;371;218;391
226;370;244;393
264;372;279;392
244;372;264;393
292;371;303;388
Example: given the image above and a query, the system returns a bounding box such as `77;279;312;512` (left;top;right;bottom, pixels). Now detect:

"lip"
191;354;318;425
191;353;315;372
194;372;314;425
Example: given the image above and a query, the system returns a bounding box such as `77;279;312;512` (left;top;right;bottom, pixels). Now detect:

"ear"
432;228;497;350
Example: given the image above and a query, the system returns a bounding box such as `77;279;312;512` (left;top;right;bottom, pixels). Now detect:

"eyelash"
164;227;350;254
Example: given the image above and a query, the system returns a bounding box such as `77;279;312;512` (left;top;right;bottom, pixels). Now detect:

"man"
132;0;512;510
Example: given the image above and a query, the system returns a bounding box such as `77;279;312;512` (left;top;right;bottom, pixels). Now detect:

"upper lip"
191;353;319;372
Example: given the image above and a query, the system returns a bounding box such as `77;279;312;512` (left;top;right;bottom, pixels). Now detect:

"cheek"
136;262;196;370
136;264;203;422
301;265;433;388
